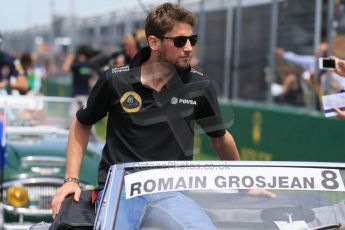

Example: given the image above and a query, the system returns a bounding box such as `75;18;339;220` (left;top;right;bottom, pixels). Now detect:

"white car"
49;160;345;230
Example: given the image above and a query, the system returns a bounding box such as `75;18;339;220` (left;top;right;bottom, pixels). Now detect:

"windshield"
96;161;345;230
0;96;76;129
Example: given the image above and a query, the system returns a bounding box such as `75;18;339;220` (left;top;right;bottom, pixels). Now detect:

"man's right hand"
51;182;81;219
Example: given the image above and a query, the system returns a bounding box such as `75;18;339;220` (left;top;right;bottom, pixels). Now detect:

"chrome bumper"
4;222;51;230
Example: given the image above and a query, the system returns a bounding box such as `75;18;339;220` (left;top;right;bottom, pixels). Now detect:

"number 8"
321;170;339;190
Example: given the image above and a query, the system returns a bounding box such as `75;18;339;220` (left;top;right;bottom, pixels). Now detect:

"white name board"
124;167;345;199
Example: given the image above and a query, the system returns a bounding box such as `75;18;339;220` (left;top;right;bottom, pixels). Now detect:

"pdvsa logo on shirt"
170;97;197;105
120;91;142;113
112;66;129;74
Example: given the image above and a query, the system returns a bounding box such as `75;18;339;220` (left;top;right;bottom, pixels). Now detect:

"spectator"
122;33;140;63
88;31;146;75
134;28;148;50
20;53;43;95
63;45;98;103
274;42;342;110
272;51;304;106
0;33;28;95
327;56;345;120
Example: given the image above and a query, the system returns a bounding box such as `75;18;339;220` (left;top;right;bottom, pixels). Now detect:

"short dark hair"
20;53;33;69
75;44;99;59
145;3;196;38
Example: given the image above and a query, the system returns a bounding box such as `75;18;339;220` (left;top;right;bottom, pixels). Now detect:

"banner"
125;166;345;199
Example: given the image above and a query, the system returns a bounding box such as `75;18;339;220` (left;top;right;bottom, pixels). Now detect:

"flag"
0;111;7;170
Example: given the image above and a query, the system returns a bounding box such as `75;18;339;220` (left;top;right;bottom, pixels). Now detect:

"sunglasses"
158;35;198;48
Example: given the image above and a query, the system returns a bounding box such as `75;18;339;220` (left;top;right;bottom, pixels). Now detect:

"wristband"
64;177;79;185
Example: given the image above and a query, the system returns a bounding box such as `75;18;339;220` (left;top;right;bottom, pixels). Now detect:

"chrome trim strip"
20;156;66;168
2;178;64;187
4;223;41;230
3;205;52;215
7;126;69;135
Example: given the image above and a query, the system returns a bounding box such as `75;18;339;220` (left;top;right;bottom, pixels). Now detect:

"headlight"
6;186;29;208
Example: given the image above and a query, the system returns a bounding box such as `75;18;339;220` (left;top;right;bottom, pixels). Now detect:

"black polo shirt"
70;60;92;96
77;47;226;187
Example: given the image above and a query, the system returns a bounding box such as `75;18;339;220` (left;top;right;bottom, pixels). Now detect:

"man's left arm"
211;131;276;198
210;130;240;160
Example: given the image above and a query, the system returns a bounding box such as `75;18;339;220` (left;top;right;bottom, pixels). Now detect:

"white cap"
302;71;311;80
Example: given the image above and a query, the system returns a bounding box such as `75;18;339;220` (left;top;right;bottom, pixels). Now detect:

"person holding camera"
327;56;345;120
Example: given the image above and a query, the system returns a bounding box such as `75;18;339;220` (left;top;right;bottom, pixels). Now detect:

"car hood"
6;134;68;178
9;134;67;157
5;133;101;185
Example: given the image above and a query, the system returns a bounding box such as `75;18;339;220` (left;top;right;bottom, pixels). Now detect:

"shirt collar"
130;46;192;79
130;46;151;69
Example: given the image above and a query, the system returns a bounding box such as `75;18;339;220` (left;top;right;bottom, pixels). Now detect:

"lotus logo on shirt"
120;91;142;113
171;97;197;105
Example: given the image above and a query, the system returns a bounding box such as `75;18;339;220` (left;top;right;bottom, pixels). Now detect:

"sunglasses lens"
169;35;198;48
174;36;188;48
189;35;198;46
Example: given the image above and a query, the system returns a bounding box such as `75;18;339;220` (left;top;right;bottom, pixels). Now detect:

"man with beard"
52;3;240;229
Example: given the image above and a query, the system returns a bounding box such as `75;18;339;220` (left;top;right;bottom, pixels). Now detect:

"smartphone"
319;57;336;69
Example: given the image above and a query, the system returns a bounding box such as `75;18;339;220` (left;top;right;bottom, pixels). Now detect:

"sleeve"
195;80;226;137
283;52;315;72
88;53;117;70
76;72;112;125
10;61;19;77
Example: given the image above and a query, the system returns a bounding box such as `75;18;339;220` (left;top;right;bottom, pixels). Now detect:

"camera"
319;57;336;69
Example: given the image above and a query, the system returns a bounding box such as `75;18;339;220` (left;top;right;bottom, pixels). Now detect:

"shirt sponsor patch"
120;91;142;113
170;97;197;105
111;66;129;74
